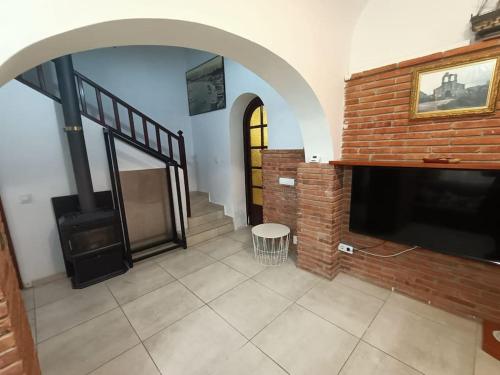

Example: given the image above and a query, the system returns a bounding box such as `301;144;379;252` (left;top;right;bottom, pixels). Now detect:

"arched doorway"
243;97;267;225
0;18;334;161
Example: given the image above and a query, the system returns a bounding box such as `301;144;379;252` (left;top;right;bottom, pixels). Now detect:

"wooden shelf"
329;160;500;170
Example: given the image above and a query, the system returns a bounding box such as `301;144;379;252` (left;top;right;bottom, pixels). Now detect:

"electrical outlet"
338;243;354;254
292;235;298;245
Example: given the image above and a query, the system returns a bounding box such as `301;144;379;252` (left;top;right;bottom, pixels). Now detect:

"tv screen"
349;166;500;264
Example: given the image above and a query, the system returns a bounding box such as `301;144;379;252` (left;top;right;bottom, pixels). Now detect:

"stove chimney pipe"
54;55;96;212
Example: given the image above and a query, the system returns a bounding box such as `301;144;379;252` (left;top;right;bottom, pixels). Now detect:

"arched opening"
243;97;267;225
0;19;333;161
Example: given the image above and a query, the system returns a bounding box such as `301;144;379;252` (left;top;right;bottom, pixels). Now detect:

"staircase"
186;192;234;247
16;60;194;261
16;61;191;216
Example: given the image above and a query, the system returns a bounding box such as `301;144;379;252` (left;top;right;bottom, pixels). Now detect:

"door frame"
243;97;265;225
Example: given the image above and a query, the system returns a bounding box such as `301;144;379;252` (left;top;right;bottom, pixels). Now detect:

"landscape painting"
410;57;499;119
186;56;226;116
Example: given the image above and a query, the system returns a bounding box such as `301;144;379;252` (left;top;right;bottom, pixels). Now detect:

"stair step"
187;215;233;236
186;217;234;247
188;208;224;227
190;202;224;218
189;191;209;206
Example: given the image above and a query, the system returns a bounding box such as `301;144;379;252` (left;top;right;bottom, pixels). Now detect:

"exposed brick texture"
262;149;304;246
343;41;500;163
296;163;343;279
340;41;500;323
0;198;40;375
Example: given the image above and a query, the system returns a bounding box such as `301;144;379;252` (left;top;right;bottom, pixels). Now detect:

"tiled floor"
22;227;500;375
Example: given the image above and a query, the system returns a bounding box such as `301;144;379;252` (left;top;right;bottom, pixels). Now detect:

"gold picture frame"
409;55;500;120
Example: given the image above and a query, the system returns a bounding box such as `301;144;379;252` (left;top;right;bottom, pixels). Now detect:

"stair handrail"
16;61;192;216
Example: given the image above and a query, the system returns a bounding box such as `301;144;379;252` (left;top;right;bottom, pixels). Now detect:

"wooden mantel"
329;160;500;171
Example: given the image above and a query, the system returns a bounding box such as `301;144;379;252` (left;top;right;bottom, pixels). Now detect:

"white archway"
228;93;258;228
0;0;364;161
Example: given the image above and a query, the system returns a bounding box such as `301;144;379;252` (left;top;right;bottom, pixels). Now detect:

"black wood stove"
56;207;126;288
51;55;128;288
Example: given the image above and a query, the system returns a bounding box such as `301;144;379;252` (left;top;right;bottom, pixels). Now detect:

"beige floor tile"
180;262;247;302
475;348;500;375
209;279;291;338
122;281;203;340
36;283;117;342
221;249;267;277
225;227;252;244
21;288;35;310
106;262;174;304
157;249;216;278
144;306;246;375
297;279;384;337
211;342;287;375
252;304;358;375
38;308;139;375
340;341;422;375
363;303;475;375
334;272;391;300
89;344;159;375
386;293;478;344
194;236;246;260
34;277;74;308
253;260;320;300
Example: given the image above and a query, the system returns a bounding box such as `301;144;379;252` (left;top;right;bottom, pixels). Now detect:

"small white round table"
251;223;290;266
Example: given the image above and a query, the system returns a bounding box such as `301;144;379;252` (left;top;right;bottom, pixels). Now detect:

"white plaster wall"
0;80;110;284
186;50;303;226
0;79;189;285
349;0;494;74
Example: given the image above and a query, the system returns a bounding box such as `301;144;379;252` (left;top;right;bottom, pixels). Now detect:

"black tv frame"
348;165;500;265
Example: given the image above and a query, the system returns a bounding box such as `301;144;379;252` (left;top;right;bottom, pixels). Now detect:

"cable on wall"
354;244;419;258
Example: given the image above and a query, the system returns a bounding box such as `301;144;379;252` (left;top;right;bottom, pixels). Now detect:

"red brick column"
0;199;41;375
296;163;343;279
262;149;304;245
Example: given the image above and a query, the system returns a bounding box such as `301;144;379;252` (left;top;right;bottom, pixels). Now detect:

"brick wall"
0;198;40;374
344;39;500;162
296;163;343;279
340;39;500;323
262;149;304;242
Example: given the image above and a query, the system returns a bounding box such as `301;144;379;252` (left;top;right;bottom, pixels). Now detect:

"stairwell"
186;192;234;247
16;60;191;261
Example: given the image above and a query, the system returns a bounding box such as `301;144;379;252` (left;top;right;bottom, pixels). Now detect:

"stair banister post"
177;130;191;217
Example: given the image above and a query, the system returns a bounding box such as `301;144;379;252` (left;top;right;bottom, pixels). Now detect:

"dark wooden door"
243;98;268;225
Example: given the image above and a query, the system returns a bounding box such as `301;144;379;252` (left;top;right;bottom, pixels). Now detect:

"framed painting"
410;56;500;119
186;56;226;116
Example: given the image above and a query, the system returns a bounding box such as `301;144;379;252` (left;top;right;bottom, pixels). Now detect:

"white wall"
0;79;189;285
186;50;303;227
0;80;110;284
73;46;198;191
349;0;493;74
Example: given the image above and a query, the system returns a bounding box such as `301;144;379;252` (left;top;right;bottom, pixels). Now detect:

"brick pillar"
262;149;305;246
0;199;41;374
296;163;343;279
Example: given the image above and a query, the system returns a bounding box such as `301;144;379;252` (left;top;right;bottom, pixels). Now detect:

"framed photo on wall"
410;56;500;119
186;56;226;116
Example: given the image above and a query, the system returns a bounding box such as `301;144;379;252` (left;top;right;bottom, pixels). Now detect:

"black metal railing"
17;61;191;216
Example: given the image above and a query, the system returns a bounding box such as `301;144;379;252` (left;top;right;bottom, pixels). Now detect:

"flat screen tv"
349;166;500;264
